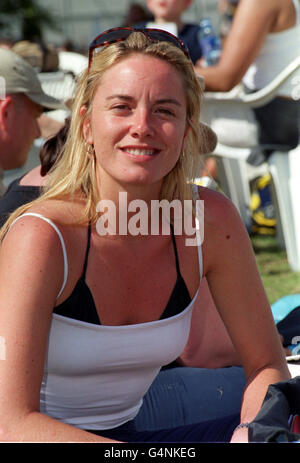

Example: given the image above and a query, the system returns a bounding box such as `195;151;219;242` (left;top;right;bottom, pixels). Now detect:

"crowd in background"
0;0;299;444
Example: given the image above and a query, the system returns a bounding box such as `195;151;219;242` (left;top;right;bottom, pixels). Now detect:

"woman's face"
82;53;188;195
146;0;191;22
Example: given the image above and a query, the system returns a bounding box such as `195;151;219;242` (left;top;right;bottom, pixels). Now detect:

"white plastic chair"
37;52;88;122
58;51;88;76
38;71;76;104
268;143;300;271
201;56;300;270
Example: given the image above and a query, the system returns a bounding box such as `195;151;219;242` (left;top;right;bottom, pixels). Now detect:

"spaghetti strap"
82;222;92;279
192;184;203;280
10;212;68;299
195;214;203;280
170;224;182;277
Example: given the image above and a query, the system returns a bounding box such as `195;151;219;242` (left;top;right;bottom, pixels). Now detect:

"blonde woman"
0;28;289;443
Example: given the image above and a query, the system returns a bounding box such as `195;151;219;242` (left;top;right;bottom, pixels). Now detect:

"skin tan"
0;53;290;443
146;0;192;30
195;0;298;91
19;165;47;186
0;94;42;170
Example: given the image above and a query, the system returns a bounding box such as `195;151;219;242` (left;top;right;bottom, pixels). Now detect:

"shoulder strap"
170;223;182;277
11;212;68;299
192;184;203;280
82;222;92;279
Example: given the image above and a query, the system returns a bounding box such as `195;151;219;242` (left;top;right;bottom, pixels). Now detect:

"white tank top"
243;0;300;97
13;212;203;431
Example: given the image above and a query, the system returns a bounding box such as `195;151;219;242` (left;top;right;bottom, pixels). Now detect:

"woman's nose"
129;109;154;139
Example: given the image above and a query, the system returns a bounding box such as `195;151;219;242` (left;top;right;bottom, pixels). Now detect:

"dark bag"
249;377;300;442
276;306;300;349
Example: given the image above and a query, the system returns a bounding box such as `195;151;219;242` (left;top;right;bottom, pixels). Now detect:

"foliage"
252;235;300;304
0;0;58;41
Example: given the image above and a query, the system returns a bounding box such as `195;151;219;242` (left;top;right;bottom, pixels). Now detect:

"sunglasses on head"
88;27;190;70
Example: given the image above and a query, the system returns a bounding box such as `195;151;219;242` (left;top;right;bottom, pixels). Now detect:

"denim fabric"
89;413;240;443
134;366;246;431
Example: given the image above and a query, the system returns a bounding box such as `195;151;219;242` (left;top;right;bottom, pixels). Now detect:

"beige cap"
0;48;65;111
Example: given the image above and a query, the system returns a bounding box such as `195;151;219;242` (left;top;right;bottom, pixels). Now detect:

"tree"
0;0;58;41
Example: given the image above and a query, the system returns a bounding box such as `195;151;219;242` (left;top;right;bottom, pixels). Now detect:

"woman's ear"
80;105;93;144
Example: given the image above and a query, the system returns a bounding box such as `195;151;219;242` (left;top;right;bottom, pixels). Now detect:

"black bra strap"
82;222;92;279
170;223;182;278
82;223;181;280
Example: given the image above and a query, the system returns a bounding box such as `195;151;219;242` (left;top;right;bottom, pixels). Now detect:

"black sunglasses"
88;26;190;69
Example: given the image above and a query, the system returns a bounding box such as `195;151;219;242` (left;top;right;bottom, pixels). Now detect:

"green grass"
251;235;300;304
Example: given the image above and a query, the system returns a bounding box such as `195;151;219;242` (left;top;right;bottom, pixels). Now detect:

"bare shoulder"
198;186;243;233
1;203;65;266
232;0;279;31
1;197;85;264
27;196;86;226
0;198;88;303
239;0;279;14
238;0;293;30
197;187;252;270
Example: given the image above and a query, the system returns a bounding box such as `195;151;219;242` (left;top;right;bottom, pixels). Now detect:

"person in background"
123;2;154;27
0;48;64;197
218;0;240;42
11;40;59;73
195;0;300;156
134;0;203;65
0;38;14;50
11;40;68;140
0;118;70;227
0;28;290;443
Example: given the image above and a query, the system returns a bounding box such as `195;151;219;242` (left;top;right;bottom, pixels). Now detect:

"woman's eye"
156;108;175;116
113;104;130;111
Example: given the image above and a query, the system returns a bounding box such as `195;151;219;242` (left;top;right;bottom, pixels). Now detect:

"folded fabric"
271;294;300;324
249;377;300;443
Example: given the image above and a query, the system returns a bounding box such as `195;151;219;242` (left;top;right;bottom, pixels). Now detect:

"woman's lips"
120;146;160;160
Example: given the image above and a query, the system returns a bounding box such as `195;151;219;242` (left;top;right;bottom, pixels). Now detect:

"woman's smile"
82;53;187;190
120;145;161;161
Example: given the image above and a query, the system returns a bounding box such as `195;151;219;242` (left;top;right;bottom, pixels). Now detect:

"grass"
251;234;300;305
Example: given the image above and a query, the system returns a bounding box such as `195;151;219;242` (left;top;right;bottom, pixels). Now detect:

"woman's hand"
230;427;249;443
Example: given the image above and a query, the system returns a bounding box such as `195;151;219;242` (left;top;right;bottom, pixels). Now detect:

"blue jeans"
88;413;240;442
134;365;246;431
133;297;300;432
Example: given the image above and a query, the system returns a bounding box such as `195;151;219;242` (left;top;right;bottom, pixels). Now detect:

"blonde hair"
0;31;206;238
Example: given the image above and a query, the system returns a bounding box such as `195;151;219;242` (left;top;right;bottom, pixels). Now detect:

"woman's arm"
178;277;241;368
201;188;290;442
195;0;279;91
0;216;119;442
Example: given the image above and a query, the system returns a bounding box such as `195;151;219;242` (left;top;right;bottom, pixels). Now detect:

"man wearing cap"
0;48;64;196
